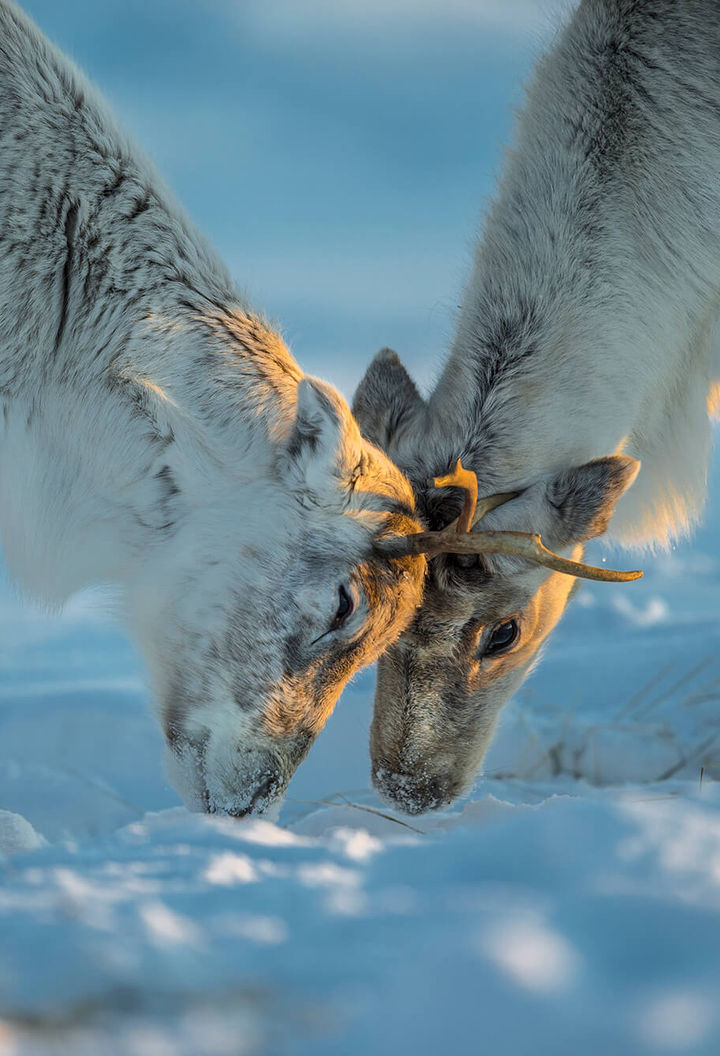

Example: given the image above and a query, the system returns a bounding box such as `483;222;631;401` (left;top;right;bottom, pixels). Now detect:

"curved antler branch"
427;458;519;532
379;528;642;582
385;459;643;582
472;490;521;526
428;459;478;534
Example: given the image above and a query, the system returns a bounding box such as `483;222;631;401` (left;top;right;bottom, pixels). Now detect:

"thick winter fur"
354;0;720;813
0;0;425;816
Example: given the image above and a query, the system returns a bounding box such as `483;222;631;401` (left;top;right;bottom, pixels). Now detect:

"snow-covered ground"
1;458;720;1056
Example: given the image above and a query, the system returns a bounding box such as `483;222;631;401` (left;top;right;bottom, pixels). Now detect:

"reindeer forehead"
284;505;421;584
350;441;418;509
415;559;534;636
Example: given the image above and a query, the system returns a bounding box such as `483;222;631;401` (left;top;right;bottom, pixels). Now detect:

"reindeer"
354;0;720;814
0;0;430;817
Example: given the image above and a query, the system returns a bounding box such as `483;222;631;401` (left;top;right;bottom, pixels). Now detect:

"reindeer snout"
372;764;454;815
223;773;283;818
201;772;282;819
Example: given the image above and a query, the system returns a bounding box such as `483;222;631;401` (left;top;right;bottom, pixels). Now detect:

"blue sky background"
20;0;569;396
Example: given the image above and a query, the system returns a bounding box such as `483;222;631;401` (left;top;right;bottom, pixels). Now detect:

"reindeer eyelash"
311;585;357;646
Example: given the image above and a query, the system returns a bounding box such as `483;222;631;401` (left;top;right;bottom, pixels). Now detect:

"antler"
383;459;643;584
430;460;478;534
428;459;520;533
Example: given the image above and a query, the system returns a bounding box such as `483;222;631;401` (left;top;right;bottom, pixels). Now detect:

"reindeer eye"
483;618;519;657
332;585;355;629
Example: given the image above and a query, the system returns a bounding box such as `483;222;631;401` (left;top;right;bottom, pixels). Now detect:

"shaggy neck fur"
422;0;720;547
0;0;300;600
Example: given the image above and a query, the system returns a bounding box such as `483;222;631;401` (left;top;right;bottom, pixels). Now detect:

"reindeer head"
353;349;641;814
121;331;425;819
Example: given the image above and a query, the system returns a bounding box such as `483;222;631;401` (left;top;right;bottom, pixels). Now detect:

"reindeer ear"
544;456;640;544
352;347;424;452
282;377;349;491
291;378;342;451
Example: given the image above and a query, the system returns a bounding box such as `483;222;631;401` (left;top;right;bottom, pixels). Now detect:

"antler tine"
382;457;643;582
473;490;521;525
427;458;519;532
427;459;478;534
438;530;641;582
379;528;642;583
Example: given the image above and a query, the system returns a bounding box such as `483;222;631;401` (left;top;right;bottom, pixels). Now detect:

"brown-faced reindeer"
354;0;720;814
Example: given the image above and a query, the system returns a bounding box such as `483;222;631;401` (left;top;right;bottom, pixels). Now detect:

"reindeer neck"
424;0;720;523
0;0;302;600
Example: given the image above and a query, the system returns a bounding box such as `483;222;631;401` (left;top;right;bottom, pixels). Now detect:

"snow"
1;460;720;1055
0;812;45;858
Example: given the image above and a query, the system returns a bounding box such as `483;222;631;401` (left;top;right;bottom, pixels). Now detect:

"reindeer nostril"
372;766;449;816
224;773;282;818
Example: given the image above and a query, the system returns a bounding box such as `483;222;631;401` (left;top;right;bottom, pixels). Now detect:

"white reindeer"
0;0;427;817
354;0;720;814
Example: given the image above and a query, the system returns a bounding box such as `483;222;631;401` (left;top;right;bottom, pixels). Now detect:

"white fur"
0;1;424;815
406;0;720;549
